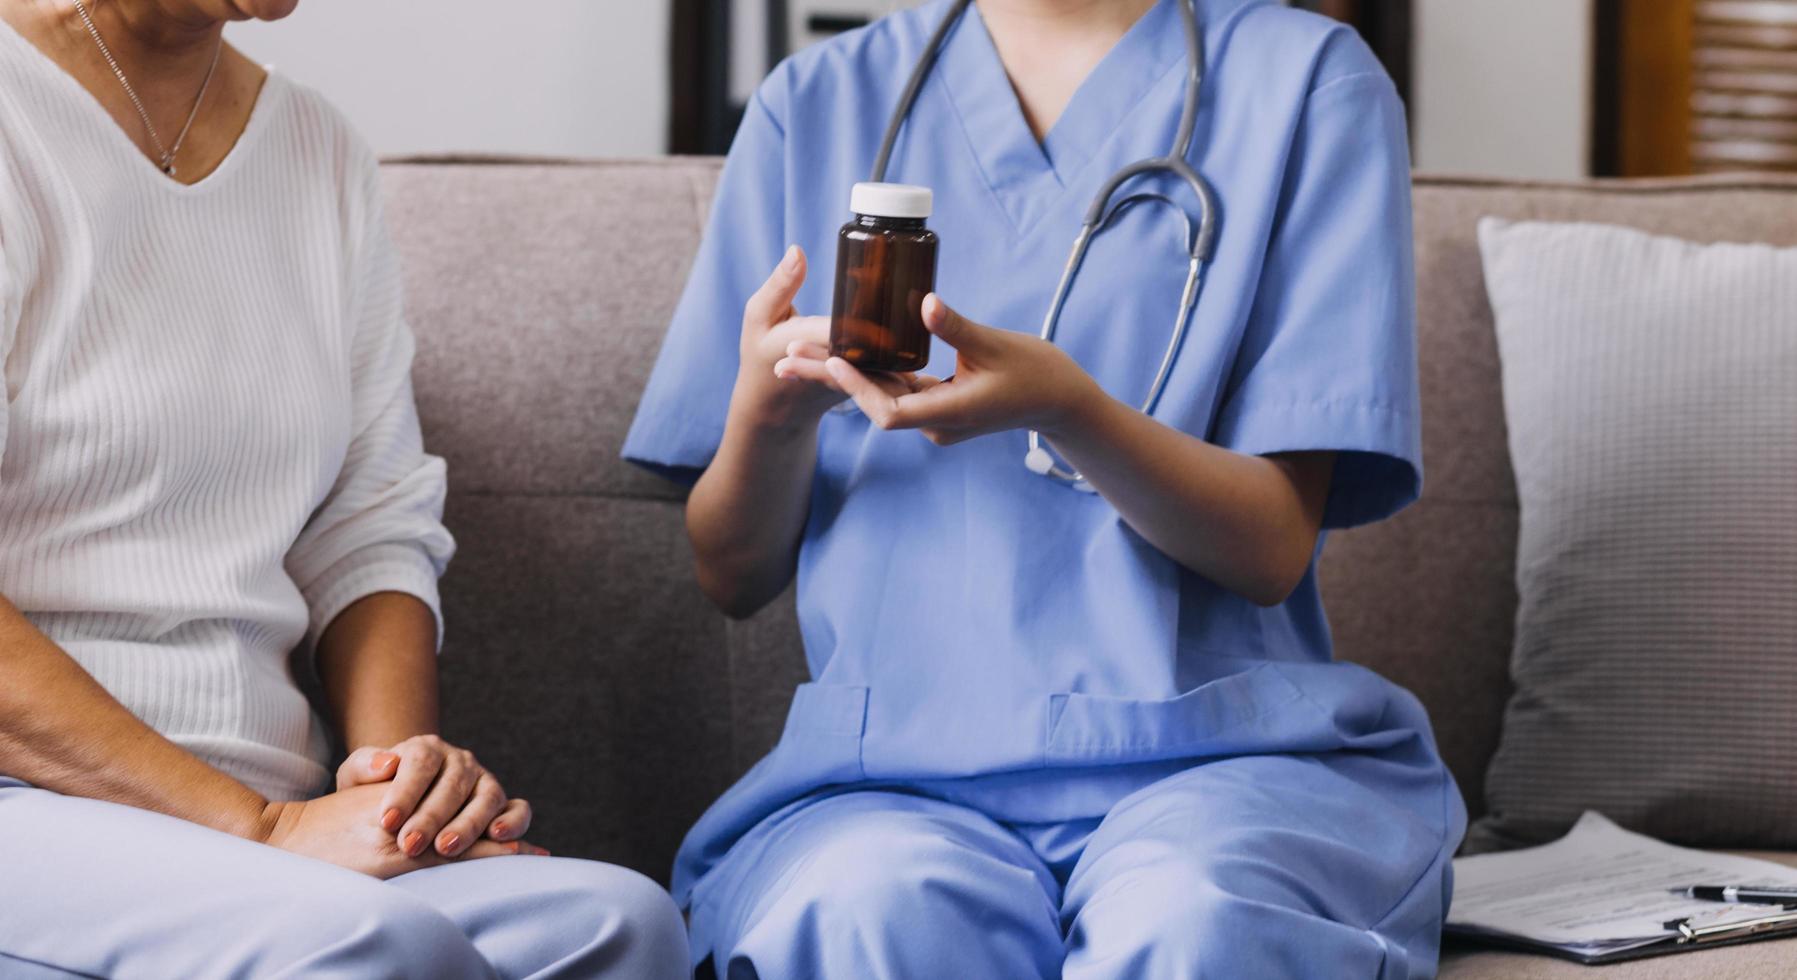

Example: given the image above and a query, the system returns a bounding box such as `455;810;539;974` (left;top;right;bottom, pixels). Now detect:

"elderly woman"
0;1;685;976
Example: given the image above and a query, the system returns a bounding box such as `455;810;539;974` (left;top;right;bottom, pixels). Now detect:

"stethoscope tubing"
869;0;1217;491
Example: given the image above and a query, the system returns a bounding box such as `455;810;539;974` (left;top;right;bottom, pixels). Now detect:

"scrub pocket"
778;682;870;783
1044;663;1319;764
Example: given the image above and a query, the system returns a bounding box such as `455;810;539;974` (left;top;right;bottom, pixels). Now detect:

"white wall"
230;0;1592;177
1411;0;1593;179
228;2;670;158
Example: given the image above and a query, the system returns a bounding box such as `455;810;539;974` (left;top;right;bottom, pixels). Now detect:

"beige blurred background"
229;0;1794;179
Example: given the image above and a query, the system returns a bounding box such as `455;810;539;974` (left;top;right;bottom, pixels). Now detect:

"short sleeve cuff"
302;541;445;653
620;409;727;487
1215;397;1422;529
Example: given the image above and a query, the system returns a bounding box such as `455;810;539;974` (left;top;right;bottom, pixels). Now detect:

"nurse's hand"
822;294;1099;444
819;297;1335;607
258;783;547;880
336;737;533;859
738;245;849;429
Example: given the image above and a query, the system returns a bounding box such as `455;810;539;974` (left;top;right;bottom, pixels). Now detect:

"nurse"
625;0;1466;976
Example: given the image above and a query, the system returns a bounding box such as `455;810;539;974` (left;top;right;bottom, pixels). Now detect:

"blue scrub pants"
0;778;688;979
693;754;1456;979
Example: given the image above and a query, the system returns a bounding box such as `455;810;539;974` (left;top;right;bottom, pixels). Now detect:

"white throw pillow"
1469;217;1797;851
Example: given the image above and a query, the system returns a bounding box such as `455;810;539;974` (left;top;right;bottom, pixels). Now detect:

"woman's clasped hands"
257;735;545;880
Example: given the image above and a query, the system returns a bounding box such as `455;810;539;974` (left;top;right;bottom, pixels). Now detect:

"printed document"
1449;811;1797;960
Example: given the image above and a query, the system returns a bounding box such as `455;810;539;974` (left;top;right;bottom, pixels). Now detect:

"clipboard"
1447;899;1797;965
1451;902;1797;963
1667;905;1797;947
1446;812;1797;965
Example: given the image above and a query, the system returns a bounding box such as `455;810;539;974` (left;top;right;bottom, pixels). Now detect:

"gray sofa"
380;158;1797;978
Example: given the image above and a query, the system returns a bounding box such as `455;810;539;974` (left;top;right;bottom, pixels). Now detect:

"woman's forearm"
0;595;273;838
315;591;440;751
1044;386;1334;606
685;369;821;618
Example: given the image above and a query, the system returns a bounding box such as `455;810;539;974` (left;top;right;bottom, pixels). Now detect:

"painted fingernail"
437;832;460;855
403;831;424;856
490;822;507;838
381;808;402;831
372;752;397;771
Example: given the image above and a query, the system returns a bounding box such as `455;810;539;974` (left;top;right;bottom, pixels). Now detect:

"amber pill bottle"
829;182;939;373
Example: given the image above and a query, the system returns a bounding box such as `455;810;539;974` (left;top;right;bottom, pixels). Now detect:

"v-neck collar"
0;14;281;194
934;0;1192;234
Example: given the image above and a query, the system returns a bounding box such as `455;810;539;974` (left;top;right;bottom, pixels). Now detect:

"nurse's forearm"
0;594;272;838
1043;389;1333;607
685;373;821;618
315;591;440;751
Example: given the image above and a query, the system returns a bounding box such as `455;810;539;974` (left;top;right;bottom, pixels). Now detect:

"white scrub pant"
0;778;688;979
693;754;1457;979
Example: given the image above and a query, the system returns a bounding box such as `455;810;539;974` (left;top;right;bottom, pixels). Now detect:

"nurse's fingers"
786;339;830;361
889;374;988;437
921;294;997;355
743;245;806;332
919;423;986;447
765;315;831;354
773;353;844;391
902;372;944;394
788;361;936;398
826;357;928;429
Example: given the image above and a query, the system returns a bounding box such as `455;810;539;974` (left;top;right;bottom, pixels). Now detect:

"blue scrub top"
625;0;1426;902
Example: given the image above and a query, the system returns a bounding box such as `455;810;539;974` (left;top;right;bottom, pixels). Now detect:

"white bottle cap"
850;182;932;219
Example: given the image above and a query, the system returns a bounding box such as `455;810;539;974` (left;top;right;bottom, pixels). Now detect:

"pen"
1674;885;1797;905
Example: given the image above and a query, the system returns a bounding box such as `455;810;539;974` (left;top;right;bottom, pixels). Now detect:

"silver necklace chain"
70;0;222;177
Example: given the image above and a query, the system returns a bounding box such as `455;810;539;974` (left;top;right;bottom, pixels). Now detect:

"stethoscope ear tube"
870;0;973;183
1082;157;1218;263
1027;151;1216;490
869;0;1217;491
1025;215;1206;493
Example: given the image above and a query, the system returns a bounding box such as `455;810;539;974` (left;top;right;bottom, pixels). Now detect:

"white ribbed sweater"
0;25;454;801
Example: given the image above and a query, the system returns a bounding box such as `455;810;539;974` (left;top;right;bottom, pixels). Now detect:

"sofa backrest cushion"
379;159;1797;878
1467;217;1797;850
1374;175;1797;822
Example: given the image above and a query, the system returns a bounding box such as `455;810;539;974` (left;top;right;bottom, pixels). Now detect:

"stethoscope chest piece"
1024;444;1096;493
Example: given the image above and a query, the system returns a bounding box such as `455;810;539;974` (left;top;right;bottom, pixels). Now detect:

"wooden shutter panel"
1598;0;1797;175
1692;0;1797;171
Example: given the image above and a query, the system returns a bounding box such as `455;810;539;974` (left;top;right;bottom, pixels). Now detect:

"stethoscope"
868;0;1218;492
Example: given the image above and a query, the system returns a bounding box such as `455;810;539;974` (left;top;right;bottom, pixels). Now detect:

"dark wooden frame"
1293;0;1413;109
1592;0;1697;176
669;0;770;155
